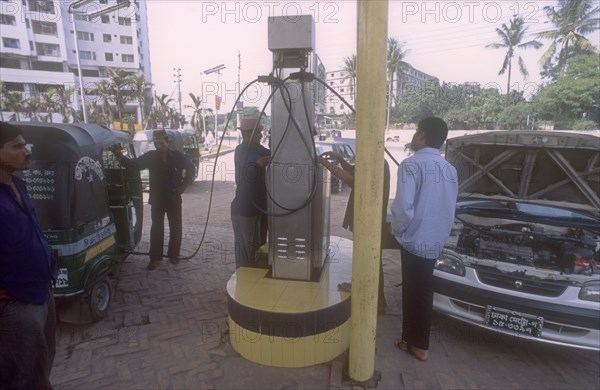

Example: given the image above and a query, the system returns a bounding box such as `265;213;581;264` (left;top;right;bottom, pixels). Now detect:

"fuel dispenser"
267;15;330;281
226;15;351;368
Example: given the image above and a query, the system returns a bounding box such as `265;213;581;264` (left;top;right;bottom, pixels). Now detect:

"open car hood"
446;131;600;218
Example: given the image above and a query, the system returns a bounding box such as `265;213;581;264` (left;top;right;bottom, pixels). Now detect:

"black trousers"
149;200;182;262
400;246;436;350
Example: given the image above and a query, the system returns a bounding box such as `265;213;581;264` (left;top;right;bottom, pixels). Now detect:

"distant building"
396;64;438;98
324;69;355;117
0;0;152;122
323;64;437;121
312;53;327;121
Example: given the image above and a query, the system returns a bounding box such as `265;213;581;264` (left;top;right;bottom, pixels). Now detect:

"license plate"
484;306;544;337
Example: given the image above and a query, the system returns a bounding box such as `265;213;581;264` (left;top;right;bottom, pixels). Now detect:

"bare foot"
337;282;352;292
146;260;158;270
394;340;428;361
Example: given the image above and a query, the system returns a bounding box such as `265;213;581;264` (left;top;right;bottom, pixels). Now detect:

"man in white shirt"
389;117;458;361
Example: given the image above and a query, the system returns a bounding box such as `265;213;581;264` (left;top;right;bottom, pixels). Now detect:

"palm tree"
0;81;5;122
152;93;173;129
93;80;114;126
22;96;42;122
486;16;542;107
5;91;24;121
39;90;58;123
168;107;186;129
143;93;155;129
107;68;133;124
185;92;205;141
342;54;357;102
387;37;408;130
129;72;152;128
91;68;134;126
122;113;137;135
86;101;108;125
51;86;75;123
537;0;600;78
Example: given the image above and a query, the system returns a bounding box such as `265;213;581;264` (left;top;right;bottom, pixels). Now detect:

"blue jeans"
0;292;56;390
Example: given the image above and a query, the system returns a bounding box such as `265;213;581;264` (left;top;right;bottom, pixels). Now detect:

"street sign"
236;101;244;111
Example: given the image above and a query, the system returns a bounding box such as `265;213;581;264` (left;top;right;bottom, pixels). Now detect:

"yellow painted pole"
349;0;388;383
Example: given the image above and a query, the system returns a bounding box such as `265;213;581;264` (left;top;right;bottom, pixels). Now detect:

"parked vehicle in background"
433;131;600;350
132;128;200;188
315;140;356;193
318;129;341;141
10;122;143;323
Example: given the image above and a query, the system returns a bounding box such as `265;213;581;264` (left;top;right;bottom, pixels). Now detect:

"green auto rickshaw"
11;122;143;323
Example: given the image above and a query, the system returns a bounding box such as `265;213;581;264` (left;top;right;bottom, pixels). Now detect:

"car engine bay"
450;217;600;276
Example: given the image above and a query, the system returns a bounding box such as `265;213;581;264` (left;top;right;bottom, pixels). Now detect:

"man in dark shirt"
231;118;270;268
113;130;195;270
317;152;393;313
0;121;58;389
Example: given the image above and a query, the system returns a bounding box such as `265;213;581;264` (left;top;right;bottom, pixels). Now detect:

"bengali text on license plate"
484;306;544;337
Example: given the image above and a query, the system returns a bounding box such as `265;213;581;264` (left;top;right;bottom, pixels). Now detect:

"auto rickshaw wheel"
89;277;112;321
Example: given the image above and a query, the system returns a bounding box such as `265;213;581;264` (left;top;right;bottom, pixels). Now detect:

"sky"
144;0;599;117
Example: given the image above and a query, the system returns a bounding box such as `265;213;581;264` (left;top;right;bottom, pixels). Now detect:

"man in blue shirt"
231;118;270;268
113;130;195;270
390;117;458;361
0;121;58;389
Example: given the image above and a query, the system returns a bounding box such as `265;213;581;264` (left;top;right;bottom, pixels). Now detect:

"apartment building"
323;63;437;118
0;0;152;122
397;63;437;96
324;69;355;117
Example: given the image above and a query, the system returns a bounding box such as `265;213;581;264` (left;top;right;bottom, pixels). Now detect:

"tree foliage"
537;0;600;79
534;54;600;129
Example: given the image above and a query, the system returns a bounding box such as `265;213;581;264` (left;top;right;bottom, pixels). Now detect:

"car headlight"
579;281;600;302
435;251;466;276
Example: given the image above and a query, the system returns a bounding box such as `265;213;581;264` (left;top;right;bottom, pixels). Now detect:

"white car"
433;131;600;351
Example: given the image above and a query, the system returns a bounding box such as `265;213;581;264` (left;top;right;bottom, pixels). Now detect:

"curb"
201;147;236;160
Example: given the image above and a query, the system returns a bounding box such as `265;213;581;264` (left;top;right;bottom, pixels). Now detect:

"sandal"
337;282;352;293
394;340;428;361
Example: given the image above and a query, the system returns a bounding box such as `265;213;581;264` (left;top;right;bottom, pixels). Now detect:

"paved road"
49;150;600;389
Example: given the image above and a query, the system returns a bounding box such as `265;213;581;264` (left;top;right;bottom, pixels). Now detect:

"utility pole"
173;67;182;118
203;64;226;148
237;51;242;144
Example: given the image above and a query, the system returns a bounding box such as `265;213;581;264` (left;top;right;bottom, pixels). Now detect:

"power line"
405;27;552;56
398;20;549;45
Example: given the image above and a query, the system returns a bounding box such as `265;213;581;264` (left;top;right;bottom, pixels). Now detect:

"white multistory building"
322;64;437;126
0;0;152;123
324;69;355;117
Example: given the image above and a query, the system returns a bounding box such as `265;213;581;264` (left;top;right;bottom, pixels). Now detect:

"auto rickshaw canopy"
11;122;132;230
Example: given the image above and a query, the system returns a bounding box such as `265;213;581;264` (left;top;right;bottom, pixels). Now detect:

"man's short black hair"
418;117;448;149
0;122;23;148
153;129;169;140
